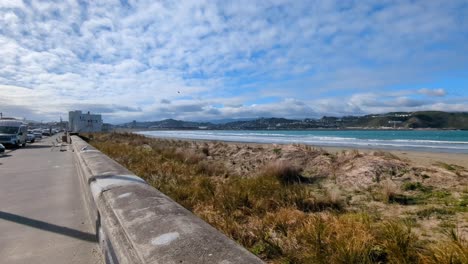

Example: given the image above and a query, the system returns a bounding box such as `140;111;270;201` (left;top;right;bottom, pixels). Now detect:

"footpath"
0;134;102;264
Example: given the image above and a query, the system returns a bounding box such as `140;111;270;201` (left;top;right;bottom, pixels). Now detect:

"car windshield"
0;126;19;134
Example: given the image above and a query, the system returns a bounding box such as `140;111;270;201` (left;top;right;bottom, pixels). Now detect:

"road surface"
0;134;102;263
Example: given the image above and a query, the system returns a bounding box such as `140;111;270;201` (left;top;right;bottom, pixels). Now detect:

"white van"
0;120;28;147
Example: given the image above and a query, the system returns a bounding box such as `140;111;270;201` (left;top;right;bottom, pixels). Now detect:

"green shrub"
402;182;431;192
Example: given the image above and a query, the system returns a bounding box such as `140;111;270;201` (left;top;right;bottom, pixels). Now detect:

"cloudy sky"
1;0;467;123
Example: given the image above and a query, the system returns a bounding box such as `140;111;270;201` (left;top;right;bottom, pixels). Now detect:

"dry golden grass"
381;179;398;203
88;132;468;264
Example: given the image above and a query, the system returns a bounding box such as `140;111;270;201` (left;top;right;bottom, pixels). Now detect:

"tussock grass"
373;150;402;161
416;207;455;219
89;132;468;263
262;160;304;185
434;162;464;172
434;162;466;177
381;180;398;203
421;228;468;264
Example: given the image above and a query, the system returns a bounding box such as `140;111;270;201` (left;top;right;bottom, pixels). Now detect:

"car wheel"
22;142;26;147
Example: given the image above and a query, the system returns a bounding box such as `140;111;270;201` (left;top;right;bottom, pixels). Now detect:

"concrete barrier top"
71;135;264;264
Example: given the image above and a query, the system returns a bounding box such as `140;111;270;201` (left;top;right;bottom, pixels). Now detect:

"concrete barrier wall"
71;136;263;264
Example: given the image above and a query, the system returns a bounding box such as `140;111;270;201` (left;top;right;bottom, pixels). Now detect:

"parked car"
27;133;35;143
0;143;5;153
0;120;28;147
42;129;51;136
32;129;43;139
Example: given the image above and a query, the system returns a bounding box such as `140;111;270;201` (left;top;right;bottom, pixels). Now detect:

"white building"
68;110;103;133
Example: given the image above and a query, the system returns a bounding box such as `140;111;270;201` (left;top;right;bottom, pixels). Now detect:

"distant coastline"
120;127;466;132
115;111;468;130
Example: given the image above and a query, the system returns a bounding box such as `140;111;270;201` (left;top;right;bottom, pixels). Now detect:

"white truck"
0;120;28;148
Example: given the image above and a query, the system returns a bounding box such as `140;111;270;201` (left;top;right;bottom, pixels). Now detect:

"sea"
137;130;468;154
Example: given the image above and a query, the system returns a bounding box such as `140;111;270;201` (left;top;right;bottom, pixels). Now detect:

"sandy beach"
321;146;468;168
90;132;468;263
142;135;468;168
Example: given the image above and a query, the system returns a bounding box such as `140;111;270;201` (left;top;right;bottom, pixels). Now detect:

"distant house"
388;120;403;128
68;110;103;133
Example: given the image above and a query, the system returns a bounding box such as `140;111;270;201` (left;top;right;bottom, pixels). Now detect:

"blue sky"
0;0;467;123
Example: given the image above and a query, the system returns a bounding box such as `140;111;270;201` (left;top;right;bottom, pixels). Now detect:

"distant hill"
201;118;257;124
345;111;468;129
121;119;212;129
218;117;301;129
117;111;468;130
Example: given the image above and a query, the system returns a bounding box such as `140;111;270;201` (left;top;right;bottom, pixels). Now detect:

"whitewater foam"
137;130;468;154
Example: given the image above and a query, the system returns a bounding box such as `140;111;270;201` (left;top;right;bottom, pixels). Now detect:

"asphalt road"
0;134;103;264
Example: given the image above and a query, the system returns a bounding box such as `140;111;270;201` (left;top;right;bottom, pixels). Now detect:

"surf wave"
137;130;468;154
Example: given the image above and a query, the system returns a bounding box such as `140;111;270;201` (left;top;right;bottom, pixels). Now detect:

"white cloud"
0;0;467;122
0;1;25;8
418;88;446;97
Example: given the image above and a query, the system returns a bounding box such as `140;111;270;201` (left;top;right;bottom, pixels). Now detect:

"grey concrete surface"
0;134;103;264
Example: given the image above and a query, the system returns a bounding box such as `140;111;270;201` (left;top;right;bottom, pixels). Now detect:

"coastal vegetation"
88;132;468;263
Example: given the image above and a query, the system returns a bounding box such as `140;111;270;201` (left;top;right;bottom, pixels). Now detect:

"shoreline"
89;132;468;262
119;128;468;131
139;134;468;168
134;129;468;155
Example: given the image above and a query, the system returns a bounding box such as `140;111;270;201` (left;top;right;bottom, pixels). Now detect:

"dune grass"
88;132;467;264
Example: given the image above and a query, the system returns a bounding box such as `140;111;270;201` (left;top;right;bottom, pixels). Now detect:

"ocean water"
137;130;468;153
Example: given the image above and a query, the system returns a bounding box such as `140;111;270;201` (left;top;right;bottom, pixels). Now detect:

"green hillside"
348;111;468;129
119;111;468;130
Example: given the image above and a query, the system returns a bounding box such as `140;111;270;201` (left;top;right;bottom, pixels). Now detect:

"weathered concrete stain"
90;175;145;199
117;192;132;199
151;232;180;246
